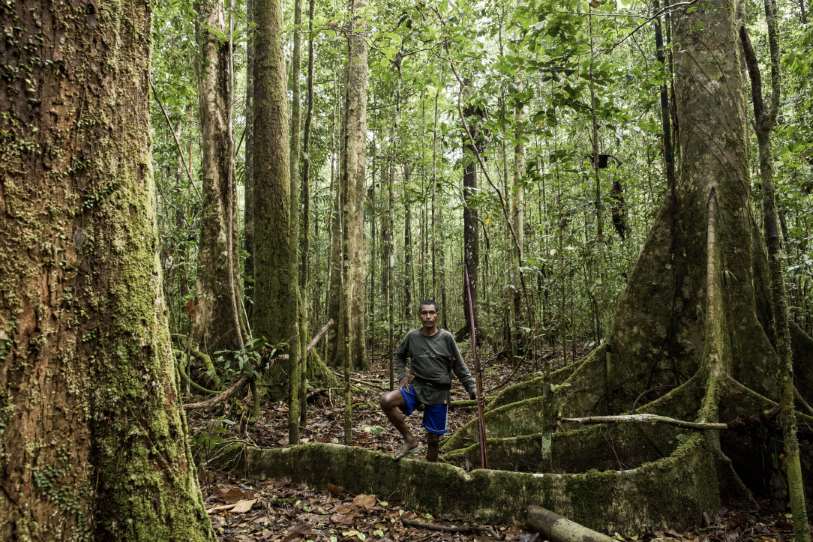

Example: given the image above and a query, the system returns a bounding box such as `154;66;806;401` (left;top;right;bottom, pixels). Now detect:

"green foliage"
149;0;813;369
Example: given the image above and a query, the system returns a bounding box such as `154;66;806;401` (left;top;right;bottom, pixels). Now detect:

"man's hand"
399;376;411;389
469;390;477;401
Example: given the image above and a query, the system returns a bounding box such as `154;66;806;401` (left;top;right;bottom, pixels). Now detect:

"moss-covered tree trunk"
193;0;242;352
340;0;369;370
741;7;811;537
287;0;304;443
0;3;213;540
252;0;291;347
441;0;812;531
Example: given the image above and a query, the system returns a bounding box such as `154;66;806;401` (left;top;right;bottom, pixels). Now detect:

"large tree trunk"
252;0;291;347
0;3;212;539
441;0;813;532
193;0;242;352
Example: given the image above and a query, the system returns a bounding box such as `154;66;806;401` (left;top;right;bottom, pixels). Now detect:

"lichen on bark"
0;3;213;540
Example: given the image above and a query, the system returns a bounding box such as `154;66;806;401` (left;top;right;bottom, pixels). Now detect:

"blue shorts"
400;384;448;435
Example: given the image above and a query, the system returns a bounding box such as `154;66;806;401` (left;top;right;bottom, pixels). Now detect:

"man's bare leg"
380;390;418;459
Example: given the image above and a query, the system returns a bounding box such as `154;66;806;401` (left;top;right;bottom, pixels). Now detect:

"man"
380;300;477;461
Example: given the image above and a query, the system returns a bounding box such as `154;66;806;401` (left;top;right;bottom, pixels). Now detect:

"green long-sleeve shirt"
394;329;477;406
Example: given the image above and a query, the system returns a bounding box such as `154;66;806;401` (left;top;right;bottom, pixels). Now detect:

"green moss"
442;395;549;452
233;441;717;535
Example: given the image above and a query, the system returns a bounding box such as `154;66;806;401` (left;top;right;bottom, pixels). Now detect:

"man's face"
419;304;437;329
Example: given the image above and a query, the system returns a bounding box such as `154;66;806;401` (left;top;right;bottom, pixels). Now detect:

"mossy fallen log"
225;438;718;536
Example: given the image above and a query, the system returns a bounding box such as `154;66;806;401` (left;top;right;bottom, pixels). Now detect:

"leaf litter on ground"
191;349;804;541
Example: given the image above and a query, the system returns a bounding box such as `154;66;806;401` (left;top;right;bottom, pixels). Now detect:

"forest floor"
188;344;800;542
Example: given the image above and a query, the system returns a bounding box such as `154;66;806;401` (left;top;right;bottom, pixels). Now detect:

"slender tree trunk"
298;0;316;429
253;0;292;355
587;6;603;243
327;82;343;367
741;12;811;539
403;164;414;321
194;0;242;352
245;0;256;321
286;0;304;443
463;97;482;343
369;140;377;348
0;3;213;539
340;0;369;371
301;0;315;291
381;146;395;387
512;101;526;339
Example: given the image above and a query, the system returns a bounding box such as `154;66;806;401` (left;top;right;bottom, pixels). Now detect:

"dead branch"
184;375;249;411
561;413;727;431
276;319;334;360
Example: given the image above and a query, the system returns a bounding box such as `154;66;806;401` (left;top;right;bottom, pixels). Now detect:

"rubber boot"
426;433;440;462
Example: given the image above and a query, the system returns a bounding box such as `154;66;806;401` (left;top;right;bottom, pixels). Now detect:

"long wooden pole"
464;267;488;469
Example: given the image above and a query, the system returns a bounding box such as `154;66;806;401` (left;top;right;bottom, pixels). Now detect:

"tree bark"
340;0;369;371
741;9;811;538
245;0;256;321
0;3;212;539
194;0;242;352
462;98;482;344
252;0;292;347
403;164;415;321
287;0;304;444
512;101;526;338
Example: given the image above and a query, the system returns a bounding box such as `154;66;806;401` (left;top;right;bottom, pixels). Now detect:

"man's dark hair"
418;299;438;312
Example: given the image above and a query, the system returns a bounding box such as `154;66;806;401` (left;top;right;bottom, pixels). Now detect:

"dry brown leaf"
282;523;312;541
230;499;257;513
326;482;345;496
216;486;255;504
330;512;356;525
352;494;377;510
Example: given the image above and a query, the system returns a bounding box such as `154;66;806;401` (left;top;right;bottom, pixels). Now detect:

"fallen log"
527;505;614;542
225;439;718;536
